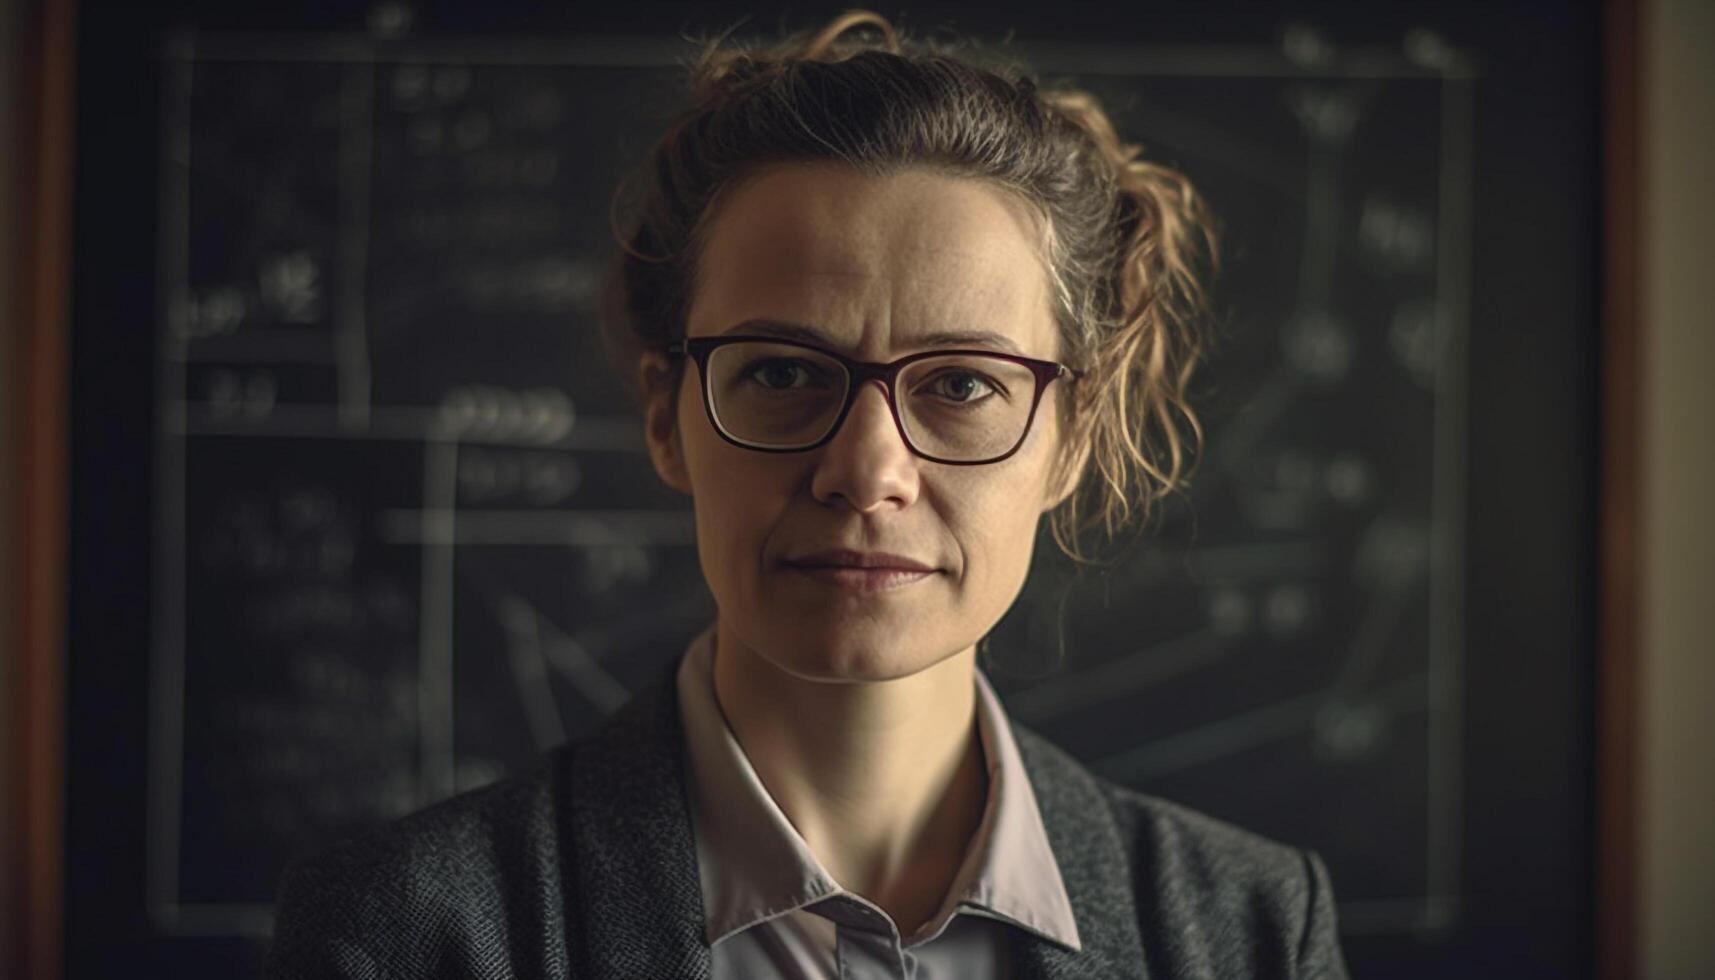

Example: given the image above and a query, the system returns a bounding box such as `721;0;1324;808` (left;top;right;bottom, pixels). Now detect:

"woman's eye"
746;359;815;389
924;370;998;403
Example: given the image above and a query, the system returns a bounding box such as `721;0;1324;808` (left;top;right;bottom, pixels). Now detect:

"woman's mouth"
780;549;940;591
782;564;938;591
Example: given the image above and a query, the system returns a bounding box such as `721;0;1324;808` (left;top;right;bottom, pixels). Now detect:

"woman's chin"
746;623;950;684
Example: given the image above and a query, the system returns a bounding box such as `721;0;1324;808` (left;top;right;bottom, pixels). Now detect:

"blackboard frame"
38;1;1608;978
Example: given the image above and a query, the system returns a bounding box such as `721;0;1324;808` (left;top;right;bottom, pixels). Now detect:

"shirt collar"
674;624;1082;952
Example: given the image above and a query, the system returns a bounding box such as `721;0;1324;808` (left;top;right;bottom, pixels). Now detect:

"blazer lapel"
556;666;713;980
1008;720;1153;980
552;663;1151;980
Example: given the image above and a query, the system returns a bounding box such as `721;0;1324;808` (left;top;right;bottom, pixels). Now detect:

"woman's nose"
809;379;922;513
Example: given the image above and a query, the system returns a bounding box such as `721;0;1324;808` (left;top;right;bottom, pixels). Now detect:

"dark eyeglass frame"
664;334;1078;465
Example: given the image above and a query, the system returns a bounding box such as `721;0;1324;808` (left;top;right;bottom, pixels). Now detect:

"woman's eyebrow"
718;318;1025;355
718;319;830;344
916;330;1024;355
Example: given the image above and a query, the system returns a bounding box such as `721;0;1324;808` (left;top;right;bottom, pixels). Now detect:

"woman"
268;11;1350;979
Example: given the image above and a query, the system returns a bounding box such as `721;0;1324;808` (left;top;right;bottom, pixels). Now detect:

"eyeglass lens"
704;340;1039;461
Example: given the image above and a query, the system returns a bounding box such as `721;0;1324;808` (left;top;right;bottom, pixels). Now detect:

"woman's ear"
639;349;693;495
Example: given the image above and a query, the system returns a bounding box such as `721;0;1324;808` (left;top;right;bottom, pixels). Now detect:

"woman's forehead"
689;164;1058;357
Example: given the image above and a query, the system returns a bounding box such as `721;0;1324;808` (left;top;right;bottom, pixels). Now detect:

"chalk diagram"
146;27;1472;943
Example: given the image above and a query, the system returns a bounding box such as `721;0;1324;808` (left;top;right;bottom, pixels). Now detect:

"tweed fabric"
266;657;1351;979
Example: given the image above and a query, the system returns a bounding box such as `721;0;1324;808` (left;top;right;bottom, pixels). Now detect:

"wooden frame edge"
10;0;75;978
1598;0;1643;977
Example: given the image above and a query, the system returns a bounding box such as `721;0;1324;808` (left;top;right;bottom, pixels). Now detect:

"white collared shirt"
674;625;1082;979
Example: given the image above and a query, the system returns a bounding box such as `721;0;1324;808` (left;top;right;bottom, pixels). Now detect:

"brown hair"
602;9;1219;563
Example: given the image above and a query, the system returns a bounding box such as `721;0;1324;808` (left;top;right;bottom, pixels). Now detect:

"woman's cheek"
967;487;1040;591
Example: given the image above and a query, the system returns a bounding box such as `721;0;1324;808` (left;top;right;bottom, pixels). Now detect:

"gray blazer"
266;663;1351;979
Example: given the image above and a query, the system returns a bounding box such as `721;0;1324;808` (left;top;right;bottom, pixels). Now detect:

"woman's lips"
784;564;938;591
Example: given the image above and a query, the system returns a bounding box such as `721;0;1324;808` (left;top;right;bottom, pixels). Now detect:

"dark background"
63;1;1600;976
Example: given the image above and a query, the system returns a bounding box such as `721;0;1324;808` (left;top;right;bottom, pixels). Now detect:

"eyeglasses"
664;334;1077;465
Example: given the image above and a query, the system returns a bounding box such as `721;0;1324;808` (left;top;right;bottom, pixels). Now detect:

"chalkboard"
64;3;1601;978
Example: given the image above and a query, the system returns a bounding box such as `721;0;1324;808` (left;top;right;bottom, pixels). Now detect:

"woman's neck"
709;621;989;938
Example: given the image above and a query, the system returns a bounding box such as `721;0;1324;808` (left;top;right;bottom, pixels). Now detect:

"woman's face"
643;162;1081;683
